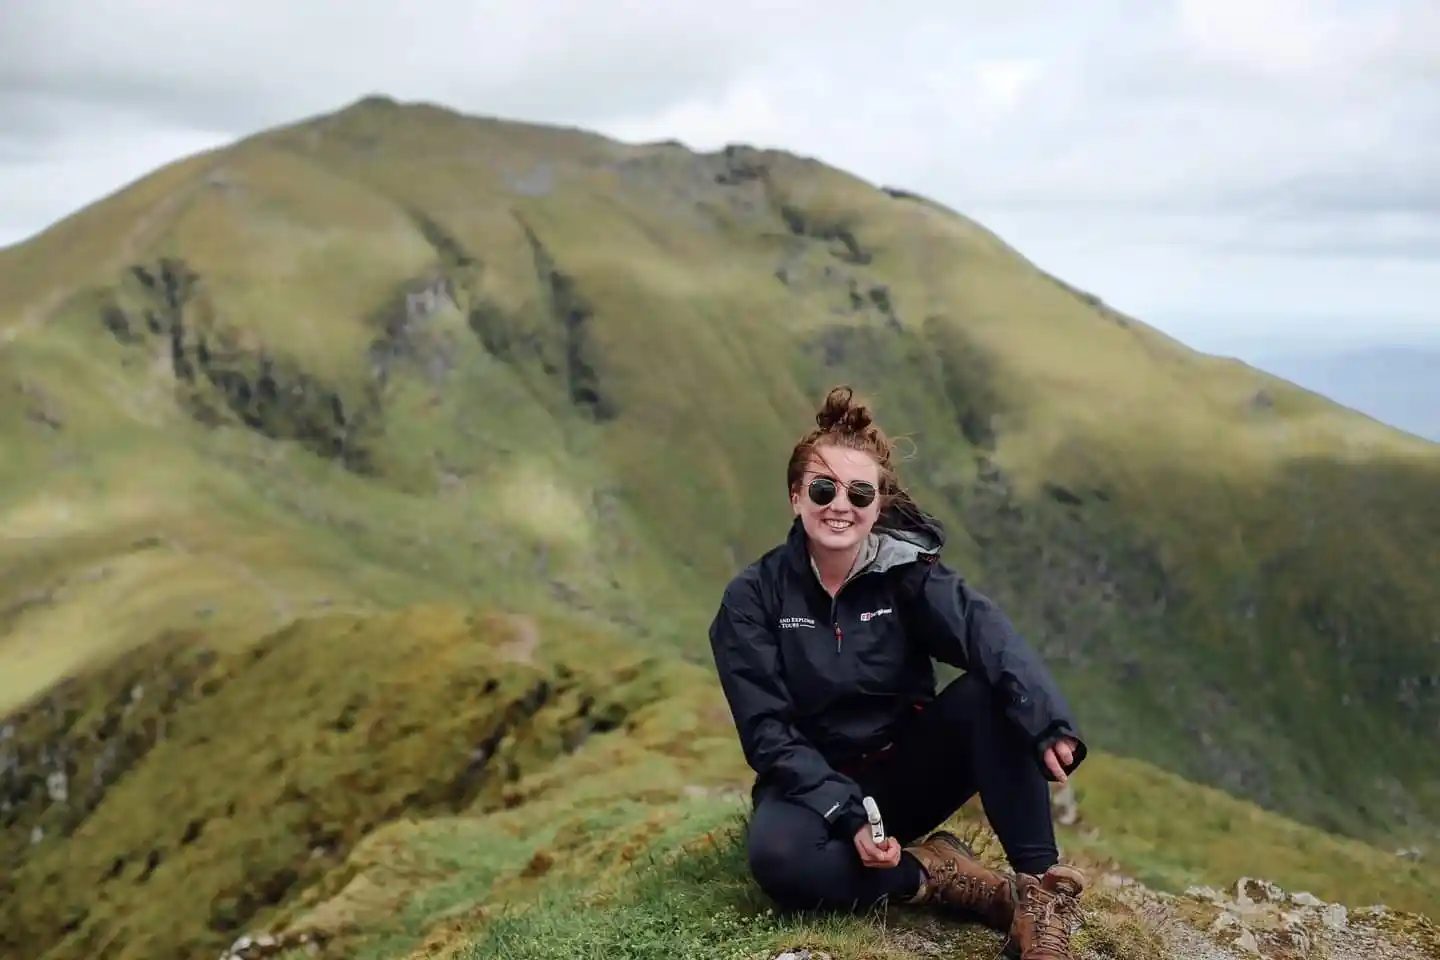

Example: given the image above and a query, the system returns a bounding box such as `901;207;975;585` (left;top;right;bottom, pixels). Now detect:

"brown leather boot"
1006;864;1086;959
902;831;1016;931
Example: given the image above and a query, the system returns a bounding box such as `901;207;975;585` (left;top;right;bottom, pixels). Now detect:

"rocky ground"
1167;875;1438;960
748;872;1438;960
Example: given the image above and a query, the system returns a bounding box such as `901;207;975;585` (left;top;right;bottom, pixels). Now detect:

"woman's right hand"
853;825;902;868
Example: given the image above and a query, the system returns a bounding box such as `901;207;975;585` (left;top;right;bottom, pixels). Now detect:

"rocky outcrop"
218;930;329;960
98;258;381;472
517;220;617;422
1175;876;1438;959
1;630;227;870
365;272;463;389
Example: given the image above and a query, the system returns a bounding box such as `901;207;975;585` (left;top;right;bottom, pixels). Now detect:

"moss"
1072;897;1166;960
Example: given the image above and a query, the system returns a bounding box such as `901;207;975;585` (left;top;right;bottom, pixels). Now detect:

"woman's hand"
853;825;902;868
1043;736;1079;782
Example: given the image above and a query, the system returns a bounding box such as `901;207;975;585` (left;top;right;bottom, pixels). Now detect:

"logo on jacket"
859;607;893;622
778;616;817;629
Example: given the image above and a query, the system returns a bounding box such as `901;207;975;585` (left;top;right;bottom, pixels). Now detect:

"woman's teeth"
824;519;852;530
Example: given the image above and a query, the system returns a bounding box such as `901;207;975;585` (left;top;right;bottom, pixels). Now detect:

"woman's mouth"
823;518;853;531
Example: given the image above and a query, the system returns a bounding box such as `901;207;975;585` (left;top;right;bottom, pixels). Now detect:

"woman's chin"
809;525;863;553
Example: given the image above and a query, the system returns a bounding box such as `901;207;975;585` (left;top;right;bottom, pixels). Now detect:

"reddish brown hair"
786;385;903;504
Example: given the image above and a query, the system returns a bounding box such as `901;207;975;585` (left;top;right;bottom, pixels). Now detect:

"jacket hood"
875;496;947;555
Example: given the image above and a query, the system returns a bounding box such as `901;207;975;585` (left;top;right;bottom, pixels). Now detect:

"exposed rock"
98;257;380;472
516;220;617;422
505;162;555;197
218;929;328;959
366;272;461;388
778;204;871;265
1;631;229;869
1052;780;1080;826
1175;874;1435;960
15;379;63;430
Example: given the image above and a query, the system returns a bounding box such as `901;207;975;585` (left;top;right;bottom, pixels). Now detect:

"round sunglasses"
806;475;878;509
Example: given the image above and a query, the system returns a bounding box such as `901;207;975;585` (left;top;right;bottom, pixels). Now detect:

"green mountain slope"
2;95;1437;959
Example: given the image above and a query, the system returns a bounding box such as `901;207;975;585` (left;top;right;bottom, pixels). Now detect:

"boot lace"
934;864;987;908
1021;885;1080;955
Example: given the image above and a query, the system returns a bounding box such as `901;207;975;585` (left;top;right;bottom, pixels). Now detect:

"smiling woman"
707;384;1092;960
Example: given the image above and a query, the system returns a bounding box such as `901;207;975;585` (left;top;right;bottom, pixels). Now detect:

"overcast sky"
1;0;1436;359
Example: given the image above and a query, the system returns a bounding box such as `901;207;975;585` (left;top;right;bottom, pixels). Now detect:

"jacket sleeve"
708;575;870;839
903;559;1088;780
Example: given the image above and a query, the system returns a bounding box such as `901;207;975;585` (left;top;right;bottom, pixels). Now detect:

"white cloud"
970;59;1044;116
0;0;1435;356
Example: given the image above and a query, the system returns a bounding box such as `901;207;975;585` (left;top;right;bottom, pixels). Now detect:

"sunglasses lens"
808;477;838;505
848;482;877;508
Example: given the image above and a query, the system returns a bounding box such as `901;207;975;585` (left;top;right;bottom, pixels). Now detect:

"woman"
707;386;1089;960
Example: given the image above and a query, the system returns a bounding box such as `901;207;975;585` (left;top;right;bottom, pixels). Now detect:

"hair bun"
815;384;874;433
786;383;899;496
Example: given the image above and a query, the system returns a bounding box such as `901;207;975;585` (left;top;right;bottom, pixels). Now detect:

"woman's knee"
932;670;997;725
746;807;839;908
748;831;816;903
932;670;1043;769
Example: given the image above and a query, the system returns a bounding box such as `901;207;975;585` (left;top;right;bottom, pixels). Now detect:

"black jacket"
707;502;1086;841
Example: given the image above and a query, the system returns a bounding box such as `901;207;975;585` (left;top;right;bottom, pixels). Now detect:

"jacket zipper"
830;579;852;653
815;543;873;655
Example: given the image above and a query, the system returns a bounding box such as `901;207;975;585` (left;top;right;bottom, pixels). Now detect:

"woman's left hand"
1042;737;1078;783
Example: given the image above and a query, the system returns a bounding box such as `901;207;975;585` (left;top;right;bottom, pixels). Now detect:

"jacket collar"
781;502;945;584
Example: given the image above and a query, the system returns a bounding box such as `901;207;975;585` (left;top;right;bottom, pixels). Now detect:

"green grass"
457;810;1171;960
465;811;887;960
1;94;1438;959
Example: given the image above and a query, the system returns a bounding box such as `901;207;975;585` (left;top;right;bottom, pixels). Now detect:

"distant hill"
1;95;1437;959
1255;345;1440;443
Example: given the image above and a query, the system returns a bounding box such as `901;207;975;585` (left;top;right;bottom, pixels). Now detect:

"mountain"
1253;345;1440;443
1;95;1437;960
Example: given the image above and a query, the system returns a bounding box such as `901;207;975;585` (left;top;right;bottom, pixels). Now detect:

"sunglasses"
806;475;878;509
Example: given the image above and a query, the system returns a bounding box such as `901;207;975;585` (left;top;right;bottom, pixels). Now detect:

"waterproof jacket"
707;502;1086;841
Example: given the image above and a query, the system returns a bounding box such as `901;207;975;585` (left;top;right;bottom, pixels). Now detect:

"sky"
0;0;1436;360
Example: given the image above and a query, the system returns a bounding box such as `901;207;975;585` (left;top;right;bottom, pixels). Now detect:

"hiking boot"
1006;864;1087;960
903;831;1016;931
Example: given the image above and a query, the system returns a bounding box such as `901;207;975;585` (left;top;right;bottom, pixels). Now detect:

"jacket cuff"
830;800;870;840
1034;724;1088;778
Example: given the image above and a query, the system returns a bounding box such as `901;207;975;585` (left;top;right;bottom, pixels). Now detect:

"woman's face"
791;444;882;558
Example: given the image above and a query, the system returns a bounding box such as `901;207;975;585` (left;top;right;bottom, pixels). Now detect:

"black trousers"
745;671;1059;912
